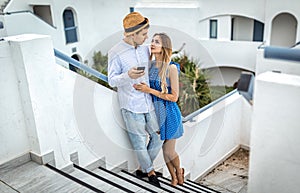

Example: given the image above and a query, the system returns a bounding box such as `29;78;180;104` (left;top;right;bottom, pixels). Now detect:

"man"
108;12;163;187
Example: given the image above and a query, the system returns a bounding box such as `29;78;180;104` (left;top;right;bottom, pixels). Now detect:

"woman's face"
150;35;162;54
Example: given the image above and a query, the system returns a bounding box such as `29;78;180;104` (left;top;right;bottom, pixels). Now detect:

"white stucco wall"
198;17;209;40
248;71;300;193
52;0;133;60
256;49;300;76
3;0;29;12
199;15;232;41
0;39;30;164
177;92;250;180
6;11;56;33
200;39;260;72
240;98;252;147
3;34;74;167
217;16;232;41
135;7;199;39
197;0;265;23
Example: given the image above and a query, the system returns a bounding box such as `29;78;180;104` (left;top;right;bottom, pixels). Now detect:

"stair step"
0;161;94;192
186;180;221;193
91;167;148;192
46;163;103;192
71;164;132;192
0;181;18;193
0;159;221;193
158;176;201;193
159;175;219;193
120;169;202;193
117;170;169;193
157;179;190;193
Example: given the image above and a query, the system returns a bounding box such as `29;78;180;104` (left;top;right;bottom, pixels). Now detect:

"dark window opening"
231;18;234;40
130;7;134;13
253;20;264;42
0;21;3;29
33;5;53;26
63;9;78;44
210;20;217;39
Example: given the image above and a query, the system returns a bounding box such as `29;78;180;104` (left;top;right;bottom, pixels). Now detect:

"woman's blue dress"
149;61;184;140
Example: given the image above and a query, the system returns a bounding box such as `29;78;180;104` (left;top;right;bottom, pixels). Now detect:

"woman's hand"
133;82;150;93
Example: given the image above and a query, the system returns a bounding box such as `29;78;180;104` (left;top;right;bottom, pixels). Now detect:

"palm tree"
76;51;111;89
172;53;212;117
92;51;111;88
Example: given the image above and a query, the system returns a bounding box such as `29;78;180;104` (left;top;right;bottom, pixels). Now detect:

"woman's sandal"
171;177;178;186
177;168;185;185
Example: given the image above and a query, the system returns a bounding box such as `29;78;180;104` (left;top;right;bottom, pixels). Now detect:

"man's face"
132;28;149;46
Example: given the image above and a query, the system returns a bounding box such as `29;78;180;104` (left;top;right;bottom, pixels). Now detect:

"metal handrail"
182;89;238;122
54;48;108;82
264;46;300;62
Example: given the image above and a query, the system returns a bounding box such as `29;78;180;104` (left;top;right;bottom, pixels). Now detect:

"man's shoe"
135;170;163;178
135;170;147;178
148;175;161;187
155;171;163;177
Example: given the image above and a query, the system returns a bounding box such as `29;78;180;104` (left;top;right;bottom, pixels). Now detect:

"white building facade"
1;0;299;86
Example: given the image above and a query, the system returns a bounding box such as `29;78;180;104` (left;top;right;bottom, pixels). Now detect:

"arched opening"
63;9;78;44
69;54;80;72
205;66;253;87
270;13;297;47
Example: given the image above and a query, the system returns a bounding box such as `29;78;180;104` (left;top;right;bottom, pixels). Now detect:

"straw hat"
123;12;149;36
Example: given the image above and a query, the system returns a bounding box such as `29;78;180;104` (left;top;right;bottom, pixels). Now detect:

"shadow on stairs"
0;160;221;193
46;163;221;193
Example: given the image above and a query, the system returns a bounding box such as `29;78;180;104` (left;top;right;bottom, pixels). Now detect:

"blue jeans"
121;109;163;173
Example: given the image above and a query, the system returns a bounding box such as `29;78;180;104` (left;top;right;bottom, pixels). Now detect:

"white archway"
270;13;297;47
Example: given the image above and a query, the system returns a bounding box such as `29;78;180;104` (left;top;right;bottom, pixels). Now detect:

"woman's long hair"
150;33;172;94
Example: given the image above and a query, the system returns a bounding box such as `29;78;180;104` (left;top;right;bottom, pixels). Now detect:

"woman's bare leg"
163;139;182;185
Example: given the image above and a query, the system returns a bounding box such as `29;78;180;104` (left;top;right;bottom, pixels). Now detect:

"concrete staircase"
0;159;221;193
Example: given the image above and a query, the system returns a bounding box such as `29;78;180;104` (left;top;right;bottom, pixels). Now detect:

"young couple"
108;12;184;187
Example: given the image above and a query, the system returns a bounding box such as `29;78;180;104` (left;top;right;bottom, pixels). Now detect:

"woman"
134;33;184;186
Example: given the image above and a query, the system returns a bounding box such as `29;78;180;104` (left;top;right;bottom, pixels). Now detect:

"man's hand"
128;67;145;79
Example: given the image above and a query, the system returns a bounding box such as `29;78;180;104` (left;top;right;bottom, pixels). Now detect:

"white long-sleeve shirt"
108;40;154;113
